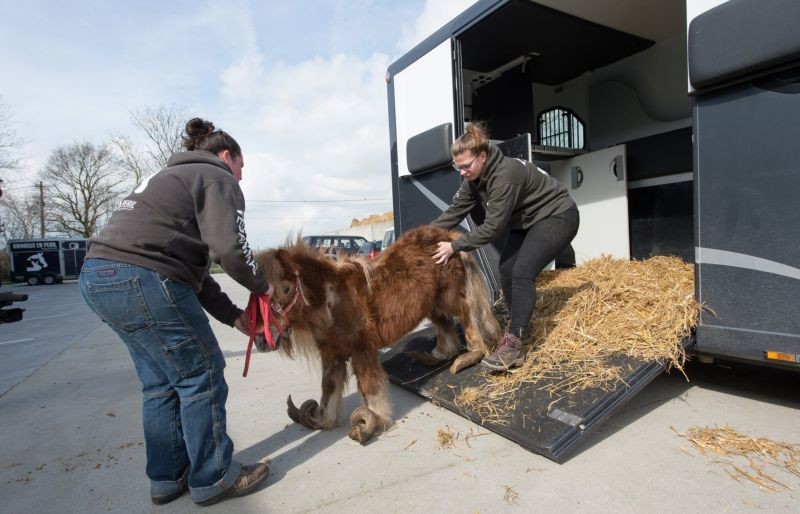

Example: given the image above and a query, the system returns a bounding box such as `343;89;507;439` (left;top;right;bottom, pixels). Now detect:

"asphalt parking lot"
1;277;799;513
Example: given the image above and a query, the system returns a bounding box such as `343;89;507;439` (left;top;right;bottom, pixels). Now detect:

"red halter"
242;272;309;377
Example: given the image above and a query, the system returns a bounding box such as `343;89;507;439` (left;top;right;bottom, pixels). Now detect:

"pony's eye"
282;285;291;294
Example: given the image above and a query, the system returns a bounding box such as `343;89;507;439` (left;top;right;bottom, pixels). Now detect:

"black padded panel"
407;123;454;175
625;128;692;181
689;0;800;90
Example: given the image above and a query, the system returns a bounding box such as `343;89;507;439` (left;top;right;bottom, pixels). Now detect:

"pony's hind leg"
348;350;391;444
450;252;502;374
287;353;347;430
449;303;493;374
430;308;461;360
404;307;461;366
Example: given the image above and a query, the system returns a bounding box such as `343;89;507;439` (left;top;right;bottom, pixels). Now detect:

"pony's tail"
460;251;501;354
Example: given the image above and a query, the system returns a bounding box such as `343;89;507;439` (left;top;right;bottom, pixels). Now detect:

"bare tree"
41;142;122;237
0;95;24;173
111;105;187;187
0;190;42;239
1;96;28;244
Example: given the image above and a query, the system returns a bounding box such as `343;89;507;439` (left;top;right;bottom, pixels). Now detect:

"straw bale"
350;211;393;227
457;255;701;422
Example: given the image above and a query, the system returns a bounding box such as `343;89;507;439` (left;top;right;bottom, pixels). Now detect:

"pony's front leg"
348;350;391;444
287;354;347;430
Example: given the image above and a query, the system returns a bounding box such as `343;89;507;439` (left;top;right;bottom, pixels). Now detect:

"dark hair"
451;121;490;157
182;117;242;157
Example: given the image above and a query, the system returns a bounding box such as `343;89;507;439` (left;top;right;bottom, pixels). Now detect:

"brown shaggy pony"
254;225;500;444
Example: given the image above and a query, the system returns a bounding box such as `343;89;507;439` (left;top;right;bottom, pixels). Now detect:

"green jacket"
432;144;575;253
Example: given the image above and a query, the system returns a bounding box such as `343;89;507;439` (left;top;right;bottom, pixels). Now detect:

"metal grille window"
538;107;585;149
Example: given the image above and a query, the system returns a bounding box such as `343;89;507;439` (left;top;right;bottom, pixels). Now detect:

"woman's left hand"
432;241;454;265
234;311;252;336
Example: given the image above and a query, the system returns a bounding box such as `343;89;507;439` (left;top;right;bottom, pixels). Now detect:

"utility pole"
39;181;44;237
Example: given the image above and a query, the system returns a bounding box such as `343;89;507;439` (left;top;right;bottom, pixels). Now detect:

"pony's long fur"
255;225;500;443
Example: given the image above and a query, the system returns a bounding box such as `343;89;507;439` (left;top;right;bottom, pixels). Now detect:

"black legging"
499;204;580;339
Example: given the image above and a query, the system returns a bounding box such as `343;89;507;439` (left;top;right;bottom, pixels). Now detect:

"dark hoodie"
432;143;575;253
87;150;268;325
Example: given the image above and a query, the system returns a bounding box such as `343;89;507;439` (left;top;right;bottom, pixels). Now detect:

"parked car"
356;240;383;259
302;235;369;259
381;228;395;251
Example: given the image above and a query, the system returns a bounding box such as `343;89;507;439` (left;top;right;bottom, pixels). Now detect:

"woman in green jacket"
432;122;579;370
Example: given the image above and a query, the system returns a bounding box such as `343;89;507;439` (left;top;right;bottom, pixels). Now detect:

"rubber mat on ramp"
380;325;688;463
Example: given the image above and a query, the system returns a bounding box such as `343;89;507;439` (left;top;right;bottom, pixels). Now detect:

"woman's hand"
432;241;454;265
234;311;251;336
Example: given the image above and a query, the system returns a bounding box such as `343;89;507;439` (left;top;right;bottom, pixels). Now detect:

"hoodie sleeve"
431;179;476;229
195;179;269;294
197;274;243;326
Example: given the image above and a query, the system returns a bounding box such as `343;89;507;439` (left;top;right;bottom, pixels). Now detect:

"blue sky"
0;0;477;247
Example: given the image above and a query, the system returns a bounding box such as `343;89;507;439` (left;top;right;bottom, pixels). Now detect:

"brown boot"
482;333;524;371
196;462;270;507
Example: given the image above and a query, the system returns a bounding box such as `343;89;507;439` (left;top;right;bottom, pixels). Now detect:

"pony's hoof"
348;406;377;444
450;350;485;374
403;350;445;366
286;395;321;429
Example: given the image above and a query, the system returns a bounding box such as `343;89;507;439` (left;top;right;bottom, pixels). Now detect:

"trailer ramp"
381;326;690;463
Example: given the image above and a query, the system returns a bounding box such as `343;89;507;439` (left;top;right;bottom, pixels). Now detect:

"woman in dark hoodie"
80;118;270;506
431;121;579;371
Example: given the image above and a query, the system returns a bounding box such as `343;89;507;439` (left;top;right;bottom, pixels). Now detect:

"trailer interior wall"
456;0;693;262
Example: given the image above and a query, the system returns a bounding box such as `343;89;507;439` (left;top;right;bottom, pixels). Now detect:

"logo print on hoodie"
236;210;258;275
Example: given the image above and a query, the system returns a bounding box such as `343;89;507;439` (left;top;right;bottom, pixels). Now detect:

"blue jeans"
79;258;241;503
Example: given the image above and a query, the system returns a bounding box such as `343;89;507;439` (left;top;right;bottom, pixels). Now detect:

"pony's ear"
275;248;296;276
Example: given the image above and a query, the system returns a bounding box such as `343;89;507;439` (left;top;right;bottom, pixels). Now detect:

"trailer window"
537;107;585;150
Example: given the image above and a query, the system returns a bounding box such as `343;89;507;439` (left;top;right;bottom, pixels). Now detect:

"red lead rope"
241;273;309;377
242;291;281;377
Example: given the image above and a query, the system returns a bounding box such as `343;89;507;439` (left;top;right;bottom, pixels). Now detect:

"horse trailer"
382;0;800;461
7;238;87;285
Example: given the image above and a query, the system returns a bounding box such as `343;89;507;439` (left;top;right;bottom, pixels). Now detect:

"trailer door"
393;38;458;180
390;39;462;235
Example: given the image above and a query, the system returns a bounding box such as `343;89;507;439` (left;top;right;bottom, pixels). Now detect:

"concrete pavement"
1;276;799;513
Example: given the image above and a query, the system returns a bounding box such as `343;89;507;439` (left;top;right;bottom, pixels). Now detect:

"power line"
247;197;390;204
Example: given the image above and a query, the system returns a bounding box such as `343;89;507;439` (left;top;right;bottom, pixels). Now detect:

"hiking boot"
151;478;188;505
196;462;270;507
482;333;524;371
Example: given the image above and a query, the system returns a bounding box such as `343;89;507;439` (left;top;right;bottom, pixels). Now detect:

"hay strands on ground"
676;425;800;492
437;425;458;450
502;485;520;505
457;255;701;423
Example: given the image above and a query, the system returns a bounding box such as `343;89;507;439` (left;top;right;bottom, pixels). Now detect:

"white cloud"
211;0;480;249
217;51;392;248
398;0;479;52
1;0;481;248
